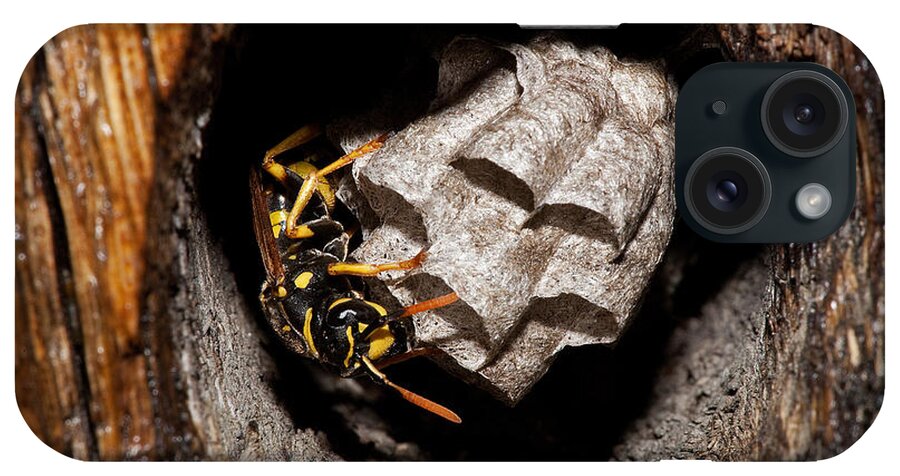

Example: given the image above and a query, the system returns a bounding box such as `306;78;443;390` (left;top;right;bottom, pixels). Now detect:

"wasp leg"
359;292;459;341
327;249;426;277
360;355;461;423
283;133;389;240
317;133;389;176
284;174;319;239
343;221;360;240
322;234;350;261
374;347;441;370
398;292;459;318
262;124;323;187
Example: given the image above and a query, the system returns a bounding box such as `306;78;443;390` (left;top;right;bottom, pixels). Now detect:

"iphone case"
14;24;884;461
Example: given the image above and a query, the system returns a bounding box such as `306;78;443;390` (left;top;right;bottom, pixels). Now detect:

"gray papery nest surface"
332;34;676;403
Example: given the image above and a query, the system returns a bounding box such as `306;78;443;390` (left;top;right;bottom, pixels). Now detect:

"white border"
2;1;891;474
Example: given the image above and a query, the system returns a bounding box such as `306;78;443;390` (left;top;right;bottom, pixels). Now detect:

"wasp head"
314;297;406;374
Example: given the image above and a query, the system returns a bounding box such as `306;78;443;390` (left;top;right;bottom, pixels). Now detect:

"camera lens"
761;70;849;157
707;173;748;212
716;180;738;202
684;147;771;235
793;104;815;124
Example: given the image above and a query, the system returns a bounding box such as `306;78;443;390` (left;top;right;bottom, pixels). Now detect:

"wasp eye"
327;308;355;327
326;299;380;329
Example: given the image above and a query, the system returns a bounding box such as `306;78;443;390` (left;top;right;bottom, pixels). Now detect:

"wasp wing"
250;166;312;357
250;166;285;284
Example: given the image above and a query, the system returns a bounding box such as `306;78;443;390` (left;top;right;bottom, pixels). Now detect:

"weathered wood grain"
15;24;336;461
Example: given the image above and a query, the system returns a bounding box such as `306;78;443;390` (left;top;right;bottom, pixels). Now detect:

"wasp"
250;124;461;423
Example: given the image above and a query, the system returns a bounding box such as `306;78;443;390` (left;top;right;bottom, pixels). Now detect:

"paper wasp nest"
334;35;676;403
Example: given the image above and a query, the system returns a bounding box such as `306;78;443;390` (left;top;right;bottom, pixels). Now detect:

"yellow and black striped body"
252;128;462;423
256;139;413;376
277;250;414;376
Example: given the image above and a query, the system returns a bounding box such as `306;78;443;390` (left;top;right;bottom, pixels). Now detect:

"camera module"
684;147;771;235
677;63;856;242
761;70;849;158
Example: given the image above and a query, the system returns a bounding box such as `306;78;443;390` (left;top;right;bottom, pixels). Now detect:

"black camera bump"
676;63;856;243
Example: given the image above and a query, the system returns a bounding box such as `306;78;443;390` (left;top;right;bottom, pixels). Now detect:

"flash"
795;183;832;220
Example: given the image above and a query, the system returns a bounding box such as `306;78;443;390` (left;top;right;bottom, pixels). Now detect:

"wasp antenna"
359;292;458;341
361;356;461;424
401;292;459;318
389;381;462;424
